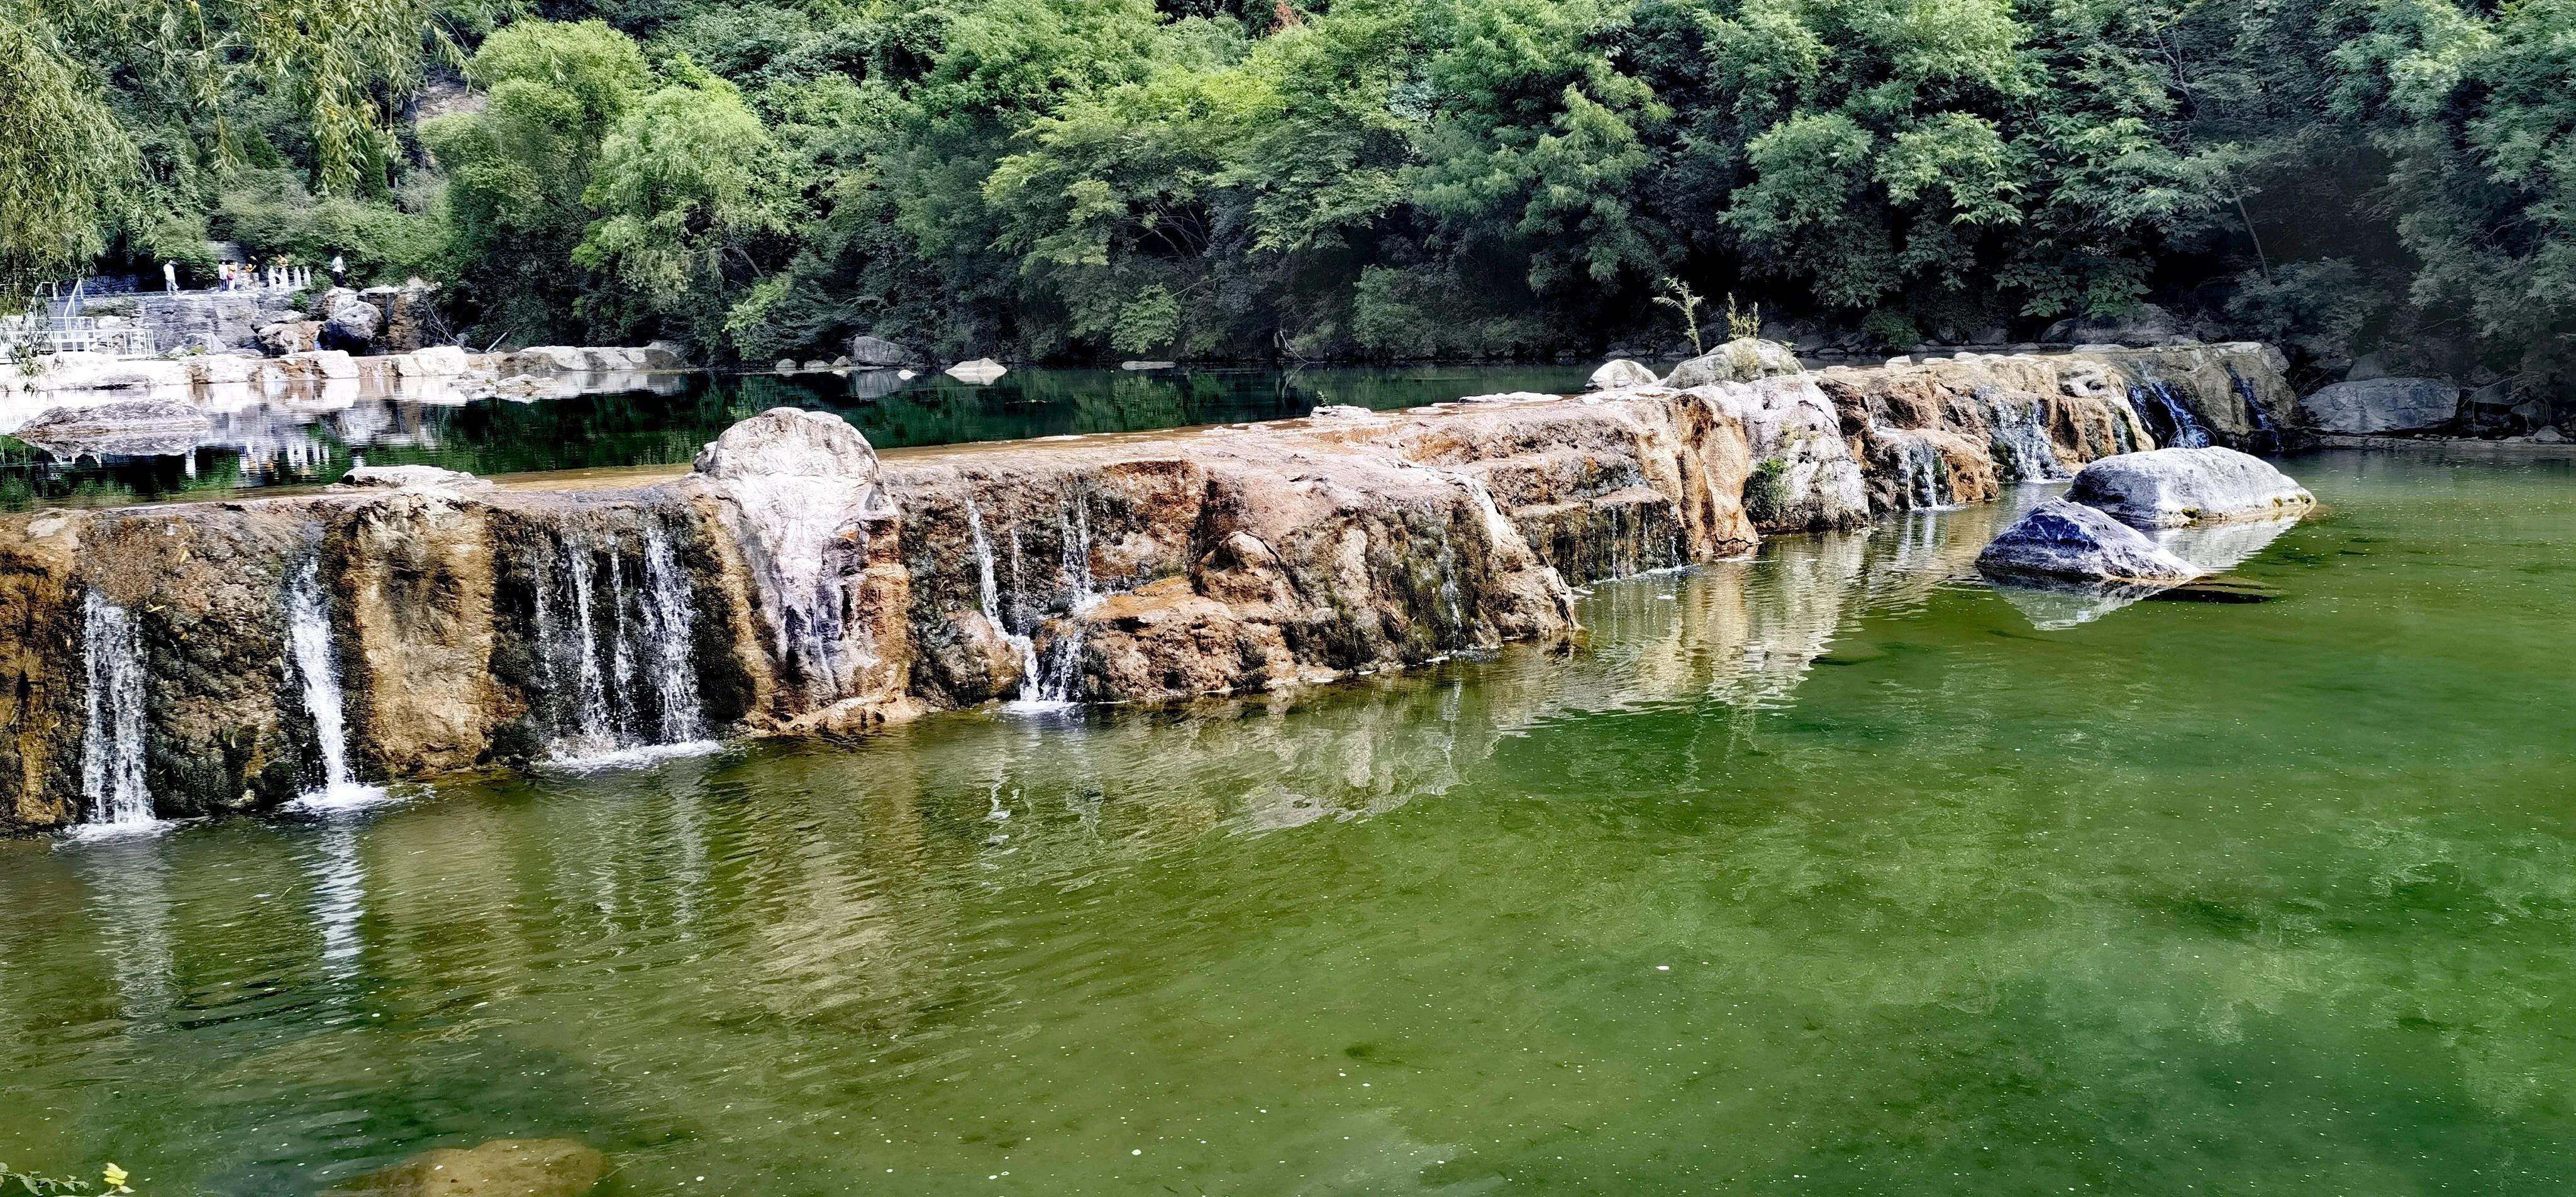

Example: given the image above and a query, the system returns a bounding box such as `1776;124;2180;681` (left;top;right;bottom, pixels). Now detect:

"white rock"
2065;446;2316;528
947;358;1007;383
411;346;470;376
1976;499;2202;585
1588;359;1660;390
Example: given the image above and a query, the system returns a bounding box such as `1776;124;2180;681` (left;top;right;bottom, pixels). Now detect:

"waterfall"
2233;373;2282;452
283;548;382;806
1985;397;2068;482
2130;379;2211;448
965;494;1043;697
532;519;715;766
1879;429;1953;510
640;523;705;742
79;592;152;827
1014;494;1097;708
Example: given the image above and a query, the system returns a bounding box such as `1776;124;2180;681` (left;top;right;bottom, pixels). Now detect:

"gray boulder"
2041;302;2185;346
2065;446;2316;528
1588;358;1661;390
847;334;919;367
319;290;381;351
1976;499;2202;585
1662;338;1801;388
14;400;211;457
2298;377;2459;434
258;320;321;356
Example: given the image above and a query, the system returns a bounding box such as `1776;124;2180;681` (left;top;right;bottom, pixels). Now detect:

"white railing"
1;314;158;358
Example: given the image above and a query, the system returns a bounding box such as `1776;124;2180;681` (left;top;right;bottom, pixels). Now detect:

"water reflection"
0;365;1589;510
1989;510;2301;630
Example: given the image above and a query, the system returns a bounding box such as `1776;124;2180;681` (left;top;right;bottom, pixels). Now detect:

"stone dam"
0;344;2293;833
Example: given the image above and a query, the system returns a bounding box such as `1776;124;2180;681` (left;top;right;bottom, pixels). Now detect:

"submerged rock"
330;1137;608;1196
2299;377;2459;434
2065;446;2315;528
1975;499;2202;585
1589;359;1660;390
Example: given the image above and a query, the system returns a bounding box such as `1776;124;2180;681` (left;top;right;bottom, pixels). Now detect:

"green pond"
0;364;1592;510
4;448;2574;1194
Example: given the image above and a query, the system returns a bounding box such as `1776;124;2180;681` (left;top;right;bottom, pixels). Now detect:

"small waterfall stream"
1016;495;1098;708
965;495;1045;698
79;592;153;827
283;548;382;805
531;517;714;764
1985;397;2068;481
2131;379;2212;448
1878;429;1954;510
2233;373;2282;451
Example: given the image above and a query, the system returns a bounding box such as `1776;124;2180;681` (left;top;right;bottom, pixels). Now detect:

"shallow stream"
4;450;2573;1193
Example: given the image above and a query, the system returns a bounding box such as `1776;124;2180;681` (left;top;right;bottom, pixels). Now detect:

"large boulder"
1662;338;1801;388
1588;358;1661;390
321;290;382;351
13;400;210;456
1977;499;2203;585
2298;377;2458;434
847;334;919;367
282;350;359;380
258;319;323;356
2041;302;2187;346
2065;446;2316;528
641;339;690;368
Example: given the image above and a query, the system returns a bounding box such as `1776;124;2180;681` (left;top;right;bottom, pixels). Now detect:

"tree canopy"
10;0;2576;386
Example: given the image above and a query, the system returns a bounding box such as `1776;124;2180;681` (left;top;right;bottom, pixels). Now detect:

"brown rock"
331;1137;609;1196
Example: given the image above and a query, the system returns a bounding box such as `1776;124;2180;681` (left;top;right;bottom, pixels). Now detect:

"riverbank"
0;343;2290;833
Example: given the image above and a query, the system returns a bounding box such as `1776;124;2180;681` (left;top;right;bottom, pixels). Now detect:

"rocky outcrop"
1975;500;2202;585
331;1138;608;1196
14;400;211;457
2065;446;2315;527
848;334;919;367
0;342;2304;834
2041;302;2189;346
2299;377;2460;434
1663;338;1802;388
320;290;384;351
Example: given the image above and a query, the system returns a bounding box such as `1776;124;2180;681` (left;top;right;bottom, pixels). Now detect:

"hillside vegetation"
4;0;2571;382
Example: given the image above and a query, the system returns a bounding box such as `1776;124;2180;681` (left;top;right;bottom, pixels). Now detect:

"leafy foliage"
11;0;2576;382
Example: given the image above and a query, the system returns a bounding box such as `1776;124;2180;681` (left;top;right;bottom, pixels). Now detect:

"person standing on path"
163;261;177;294
330;255;347;288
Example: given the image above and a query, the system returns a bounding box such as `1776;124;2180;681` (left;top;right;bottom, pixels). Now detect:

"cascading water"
1878;429;1953;510
283;548;382;806
2233;373;2282;452
531;519;714;765
1985;397;2068;482
2130;379;2212;448
79;591;152;827
965;495;1044;697
639;523;706;743
1015;494;1098;708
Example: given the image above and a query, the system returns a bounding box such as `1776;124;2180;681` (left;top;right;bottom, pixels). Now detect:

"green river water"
3;448;2573;1194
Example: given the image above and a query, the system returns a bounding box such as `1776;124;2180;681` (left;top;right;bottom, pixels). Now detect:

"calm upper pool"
0;365;1592;510
4;448;2572;1194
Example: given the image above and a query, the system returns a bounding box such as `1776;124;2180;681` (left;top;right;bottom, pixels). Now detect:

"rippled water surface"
4;450;2574;1194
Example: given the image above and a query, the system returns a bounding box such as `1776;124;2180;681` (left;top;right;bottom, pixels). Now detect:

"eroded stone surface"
2066;446;2315;528
330;1137;608;1196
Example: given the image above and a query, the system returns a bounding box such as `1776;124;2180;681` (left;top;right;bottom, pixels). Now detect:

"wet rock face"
1975;499;2203;585
2066;447;2316;528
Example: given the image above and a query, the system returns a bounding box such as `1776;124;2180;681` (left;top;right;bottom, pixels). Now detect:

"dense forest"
4;0;2572;384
